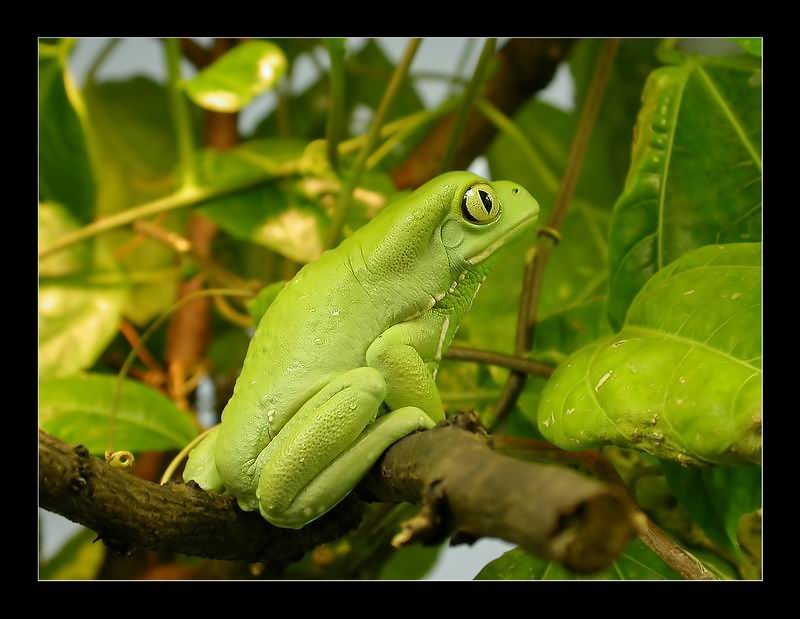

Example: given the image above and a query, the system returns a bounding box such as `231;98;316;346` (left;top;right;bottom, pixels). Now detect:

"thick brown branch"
392;38;574;189
40;414;644;574
39;430;363;566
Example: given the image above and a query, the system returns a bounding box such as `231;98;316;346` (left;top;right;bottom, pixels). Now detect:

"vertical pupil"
478;190;493;214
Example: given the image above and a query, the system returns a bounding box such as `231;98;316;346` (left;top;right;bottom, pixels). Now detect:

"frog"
183;171;540;528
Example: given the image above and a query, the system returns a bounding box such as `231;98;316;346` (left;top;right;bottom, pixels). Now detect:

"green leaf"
607;54;761;328
83;76;188;325
39;373;197;454
663;463;761;557
185;40;288;112
39;203;127;378
733;38;762;58
246;280;286;324
378;543;443;580
537;243;762;466
39;42;95;222
475;538;681;580
40;528;105;580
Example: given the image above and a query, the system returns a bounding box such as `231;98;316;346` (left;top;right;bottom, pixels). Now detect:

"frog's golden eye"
461;183;500;225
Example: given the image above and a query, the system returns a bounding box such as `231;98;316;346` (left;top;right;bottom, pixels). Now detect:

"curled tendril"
105;450;135;472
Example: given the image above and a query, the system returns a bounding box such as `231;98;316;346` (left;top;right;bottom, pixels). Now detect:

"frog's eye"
461;183;500;225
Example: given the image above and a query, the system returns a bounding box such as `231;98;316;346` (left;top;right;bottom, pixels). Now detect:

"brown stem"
178;38;210;69
392;38;574;189
444;346;554;378
491;38;620;427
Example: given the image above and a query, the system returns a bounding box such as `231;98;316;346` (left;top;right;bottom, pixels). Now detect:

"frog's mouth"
465;217;536;265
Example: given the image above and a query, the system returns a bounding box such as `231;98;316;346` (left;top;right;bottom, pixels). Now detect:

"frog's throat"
465;217;533;266
401;263;488;324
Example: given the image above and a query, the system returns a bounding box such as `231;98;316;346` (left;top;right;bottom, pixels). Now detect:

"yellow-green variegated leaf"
184;40;288;112
537;243;761;466
39;203;127;378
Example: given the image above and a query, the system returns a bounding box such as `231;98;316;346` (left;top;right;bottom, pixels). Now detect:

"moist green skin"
184;171;540;528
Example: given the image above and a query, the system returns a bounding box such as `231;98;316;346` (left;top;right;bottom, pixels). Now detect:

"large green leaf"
475;538;681;580
185;40;288;112
663;463;761;557
39;374;197;454
39;203;127;378
83;76;188;325
537;243;761;465
39;528;105;580
607;54;761;328
38;41;95;223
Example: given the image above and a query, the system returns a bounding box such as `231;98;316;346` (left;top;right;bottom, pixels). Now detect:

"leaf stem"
164;38;198;190
86;38;121;86
440;38;496;173
326;38;422;248
324;38;347;172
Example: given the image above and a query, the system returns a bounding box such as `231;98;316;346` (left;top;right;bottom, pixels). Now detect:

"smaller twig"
118;320;165;376
213;294;253;328
444;346;554;378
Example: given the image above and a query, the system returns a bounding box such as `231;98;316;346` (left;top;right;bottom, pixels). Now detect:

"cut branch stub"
366;412;646;573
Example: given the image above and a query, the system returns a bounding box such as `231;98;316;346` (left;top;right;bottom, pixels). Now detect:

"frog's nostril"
512;187;519;195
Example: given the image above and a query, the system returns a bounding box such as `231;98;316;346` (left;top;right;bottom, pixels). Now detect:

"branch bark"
40;413;644;574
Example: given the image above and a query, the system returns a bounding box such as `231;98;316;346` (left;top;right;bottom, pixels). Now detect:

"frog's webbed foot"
255;367;435;528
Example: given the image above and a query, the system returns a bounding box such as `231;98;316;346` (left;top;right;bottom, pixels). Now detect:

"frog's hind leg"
256;366;388;528
269;406;435;528
183;425;225;493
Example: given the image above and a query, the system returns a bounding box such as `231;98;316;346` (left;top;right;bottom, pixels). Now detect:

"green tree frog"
183;171;539;528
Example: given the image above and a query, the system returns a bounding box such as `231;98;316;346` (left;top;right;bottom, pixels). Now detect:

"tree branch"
40;413;645;574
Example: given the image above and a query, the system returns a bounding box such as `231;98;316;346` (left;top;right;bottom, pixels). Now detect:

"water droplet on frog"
683;289;695;296
565;408;575;416
331;308;341;317
731;293;741;300
314;337;322;345
679;376;686;384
